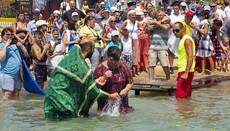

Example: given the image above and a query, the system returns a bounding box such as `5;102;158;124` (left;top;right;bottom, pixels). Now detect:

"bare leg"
168;50;175;74
39;82;44;89
148;66;155;80
199;58;205;75
220;56;224;72
207;56;215;75
13;89;20;98
132;65;137;77
168;50;175;68
162;66;170;80
3;92;14;100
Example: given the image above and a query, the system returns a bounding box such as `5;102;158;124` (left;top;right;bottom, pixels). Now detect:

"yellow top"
177;34;195;72
182;21;192;37
79;25;103;48
82;5;89;14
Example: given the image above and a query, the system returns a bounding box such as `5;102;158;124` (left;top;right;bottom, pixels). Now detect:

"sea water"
1;81;230;130
100;98;121;117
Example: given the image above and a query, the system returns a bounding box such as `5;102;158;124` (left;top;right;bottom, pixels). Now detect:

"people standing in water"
44;38;119;119
31;31;50;89
0;27;28;100
94;46;134;113
173;22;195;98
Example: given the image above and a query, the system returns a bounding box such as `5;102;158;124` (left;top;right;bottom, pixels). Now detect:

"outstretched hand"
109;92;120;100
95;76;107;86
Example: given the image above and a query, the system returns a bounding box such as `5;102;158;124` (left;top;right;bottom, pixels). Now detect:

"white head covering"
35;20;48;27
135;7;144;15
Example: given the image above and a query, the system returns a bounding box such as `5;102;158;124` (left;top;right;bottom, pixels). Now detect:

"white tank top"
125;20;138;39
121;37;132;55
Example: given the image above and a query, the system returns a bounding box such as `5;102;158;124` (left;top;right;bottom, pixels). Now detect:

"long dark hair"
84;16;95;26
200;11;209;19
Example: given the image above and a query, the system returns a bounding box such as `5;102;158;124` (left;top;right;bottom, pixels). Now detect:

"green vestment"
44;45;110;118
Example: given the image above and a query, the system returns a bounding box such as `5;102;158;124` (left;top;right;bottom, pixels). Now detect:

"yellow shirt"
79;25;103;48
182;21;192;37
177;34;195;72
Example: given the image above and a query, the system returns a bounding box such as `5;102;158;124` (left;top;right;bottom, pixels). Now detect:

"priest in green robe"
44;38;119;119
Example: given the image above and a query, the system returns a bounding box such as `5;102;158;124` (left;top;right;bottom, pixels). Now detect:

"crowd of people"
1;0;230;118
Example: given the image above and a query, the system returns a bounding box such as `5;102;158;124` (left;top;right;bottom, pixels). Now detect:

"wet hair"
107;46;121;61
84;16;95;26
1;27;14;38
200;11;209;19
174;21;184;29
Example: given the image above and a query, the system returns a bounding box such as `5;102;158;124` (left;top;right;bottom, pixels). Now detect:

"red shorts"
176;72;194;98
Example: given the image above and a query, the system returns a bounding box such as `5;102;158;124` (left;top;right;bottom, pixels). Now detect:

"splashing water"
100;98;121;117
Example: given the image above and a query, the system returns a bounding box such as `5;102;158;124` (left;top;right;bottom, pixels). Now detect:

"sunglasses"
211;6;216;8
110;20;116;23
54;15;59;17
173;29;181;33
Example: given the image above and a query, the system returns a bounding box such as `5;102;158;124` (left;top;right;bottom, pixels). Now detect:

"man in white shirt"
224;0;230;21
210;2;227;24
168;1;185;74
60;0;70;16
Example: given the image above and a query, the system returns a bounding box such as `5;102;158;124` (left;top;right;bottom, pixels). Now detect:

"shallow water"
1;81;230;131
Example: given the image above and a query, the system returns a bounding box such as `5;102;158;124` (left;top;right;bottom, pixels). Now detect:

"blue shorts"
34;64;47;84
0;73;22;92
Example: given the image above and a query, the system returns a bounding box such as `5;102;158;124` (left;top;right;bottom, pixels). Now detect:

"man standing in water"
172;22;195;98
44;38;119;119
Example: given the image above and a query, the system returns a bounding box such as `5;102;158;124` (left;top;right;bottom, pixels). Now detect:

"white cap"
117;2;121;5
72;12;79;16
180;2;187;7
101;2;105;5
34;8;40;14
120;0;124;2
203;5;211;11
111;30;119;37
135;7;144;15
36;20;48;27
53;10;60;15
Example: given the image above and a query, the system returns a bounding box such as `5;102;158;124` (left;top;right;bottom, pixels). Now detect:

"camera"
10;38;18;45
96;36;101;40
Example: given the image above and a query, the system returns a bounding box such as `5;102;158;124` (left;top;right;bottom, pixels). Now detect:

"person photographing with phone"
0;27;28;100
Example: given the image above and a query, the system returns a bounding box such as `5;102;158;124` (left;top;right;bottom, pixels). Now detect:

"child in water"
31;31;50;88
